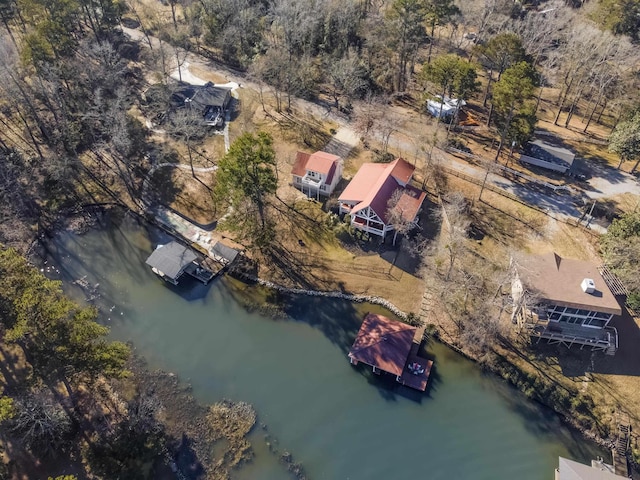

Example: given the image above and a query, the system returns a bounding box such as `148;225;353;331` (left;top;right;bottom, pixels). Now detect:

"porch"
351;216;386;237
529;321;618;355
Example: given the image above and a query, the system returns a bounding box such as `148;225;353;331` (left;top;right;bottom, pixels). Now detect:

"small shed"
520;140;575;174
145;242;198;285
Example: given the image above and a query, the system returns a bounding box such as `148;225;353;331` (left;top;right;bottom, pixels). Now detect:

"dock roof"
348;313;416;377
145;242;197;280
557;457;627;480
516;253;621;315
210;241;239;264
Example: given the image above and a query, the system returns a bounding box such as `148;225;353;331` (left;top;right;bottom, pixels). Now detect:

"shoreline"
47;206;625;471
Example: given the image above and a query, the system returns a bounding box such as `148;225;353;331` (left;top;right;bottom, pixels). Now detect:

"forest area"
1;0;640;477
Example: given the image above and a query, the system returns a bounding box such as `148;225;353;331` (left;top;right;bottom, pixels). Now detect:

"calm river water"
43;214;605;480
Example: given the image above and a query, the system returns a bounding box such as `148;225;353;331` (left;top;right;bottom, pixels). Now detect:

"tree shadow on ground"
263;242;329;290
528;308;640;378
470;200;540;248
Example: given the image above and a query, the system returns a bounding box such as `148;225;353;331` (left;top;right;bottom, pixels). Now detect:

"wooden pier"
398;342;433;391
612;415;630;477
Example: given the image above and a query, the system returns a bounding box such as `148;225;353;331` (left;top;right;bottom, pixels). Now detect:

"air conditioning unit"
581;278;596;294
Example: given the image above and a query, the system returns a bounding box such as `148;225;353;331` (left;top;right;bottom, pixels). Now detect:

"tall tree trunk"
534;86;543;114
427;23;436;64
564;83;586;128
583;91;603;133
486;102;494;127
596;99;608;124
483;69;493;107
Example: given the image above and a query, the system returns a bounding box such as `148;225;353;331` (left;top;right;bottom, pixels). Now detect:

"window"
595;312;611;320
565;308;578;315
577;309;589;317
549;312;561;321
585;318;607;328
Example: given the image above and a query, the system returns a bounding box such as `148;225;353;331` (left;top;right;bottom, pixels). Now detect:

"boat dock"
348;314;433;392
145;240;239;286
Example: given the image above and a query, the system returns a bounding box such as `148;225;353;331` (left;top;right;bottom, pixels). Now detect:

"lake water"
43;214;605;480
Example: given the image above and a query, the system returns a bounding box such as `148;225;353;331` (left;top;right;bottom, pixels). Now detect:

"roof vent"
581;278;596;294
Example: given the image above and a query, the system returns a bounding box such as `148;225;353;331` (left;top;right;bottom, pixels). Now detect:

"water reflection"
43;213;607;480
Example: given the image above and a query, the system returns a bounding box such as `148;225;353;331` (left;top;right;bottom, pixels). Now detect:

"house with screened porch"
511;252;622;355
338;158;426;238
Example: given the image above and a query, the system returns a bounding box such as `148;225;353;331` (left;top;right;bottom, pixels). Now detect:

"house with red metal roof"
348;313;433;391
291;150;343;200
338;158;426;238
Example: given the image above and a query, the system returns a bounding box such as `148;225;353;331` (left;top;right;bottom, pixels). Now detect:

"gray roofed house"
145;241;198;284
555;457;627;480
172;82;232;127
520;140;576;174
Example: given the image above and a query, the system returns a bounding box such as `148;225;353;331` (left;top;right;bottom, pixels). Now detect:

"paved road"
122;25;640;233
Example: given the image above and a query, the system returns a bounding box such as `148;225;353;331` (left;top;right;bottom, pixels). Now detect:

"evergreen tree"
214;132;278;249
609;109;640;172
491;61;538;161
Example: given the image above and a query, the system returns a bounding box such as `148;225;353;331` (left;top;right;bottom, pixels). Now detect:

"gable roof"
307;151;340;175
338;163;389;202
291;151;311;177
291;151;341;183
190;82;231;108
145;242;197;280
525;140;575;169
172;82;231;109
348;313;416;376
389;158;415;184
516;252;621;315
339;158;424;224
557;457;627;480
210;241;239;264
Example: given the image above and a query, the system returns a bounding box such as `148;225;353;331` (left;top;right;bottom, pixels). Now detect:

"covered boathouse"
348;313;433;391
145;241;214;285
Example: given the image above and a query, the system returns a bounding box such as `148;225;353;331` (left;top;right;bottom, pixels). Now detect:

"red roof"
348;313;416;376
291;150;340;179
389;157;414;184
339;158;424;224
307;151;340;175
291;151;311;177
338;163;388;202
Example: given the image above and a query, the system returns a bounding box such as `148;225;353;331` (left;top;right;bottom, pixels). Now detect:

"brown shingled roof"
517;252;622;315
348;313;416;376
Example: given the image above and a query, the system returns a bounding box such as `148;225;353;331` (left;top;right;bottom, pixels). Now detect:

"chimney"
581;278;596;294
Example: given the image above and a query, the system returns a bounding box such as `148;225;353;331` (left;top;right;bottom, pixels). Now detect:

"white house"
291;150;343;200
338;158;426;238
